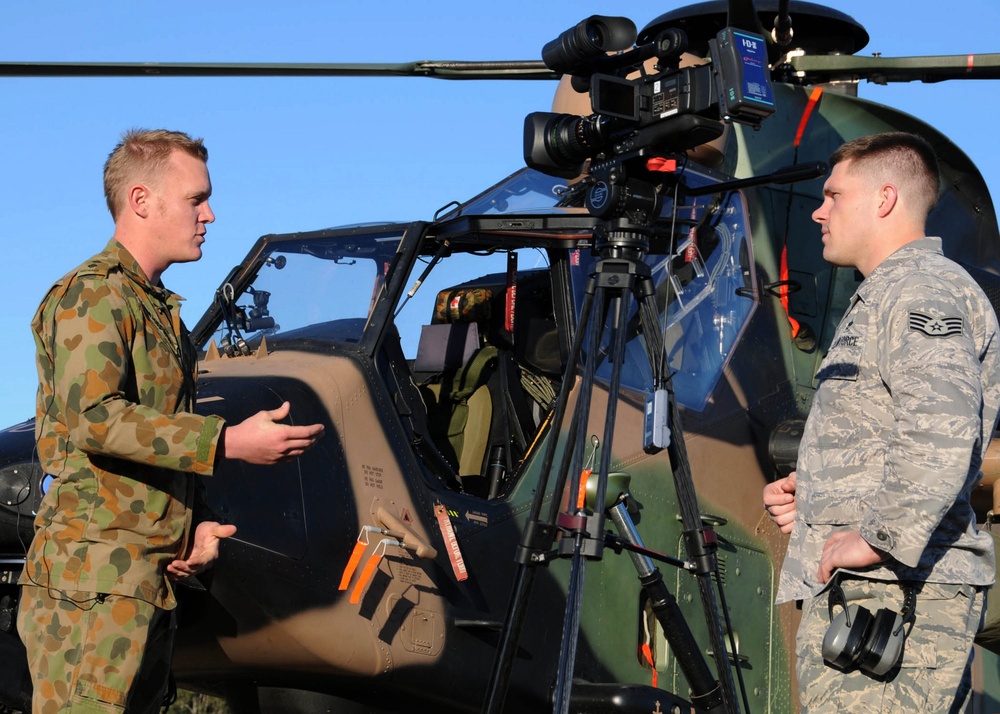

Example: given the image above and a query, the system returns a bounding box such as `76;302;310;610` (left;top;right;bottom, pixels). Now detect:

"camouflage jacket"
20;239;225;609
778;237;1000;604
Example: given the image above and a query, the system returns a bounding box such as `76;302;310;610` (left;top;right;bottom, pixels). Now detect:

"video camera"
525;15;775;181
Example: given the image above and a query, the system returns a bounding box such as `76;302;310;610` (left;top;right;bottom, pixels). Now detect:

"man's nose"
202;201;216;224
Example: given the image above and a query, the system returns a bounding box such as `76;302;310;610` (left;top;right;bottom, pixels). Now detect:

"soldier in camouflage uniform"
763;132;1000;712
17;129;325;713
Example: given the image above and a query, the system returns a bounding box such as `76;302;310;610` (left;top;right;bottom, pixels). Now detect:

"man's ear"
876;183;899;218
128;183;151;218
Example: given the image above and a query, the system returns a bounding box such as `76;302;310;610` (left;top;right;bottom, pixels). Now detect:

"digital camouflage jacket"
20;239;224;609
778;237;1000;604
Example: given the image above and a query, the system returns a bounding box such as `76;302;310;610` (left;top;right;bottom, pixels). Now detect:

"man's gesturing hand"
223;401;324;465
167;521;237;579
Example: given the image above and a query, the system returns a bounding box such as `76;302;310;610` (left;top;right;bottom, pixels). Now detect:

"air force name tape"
908;311;963;338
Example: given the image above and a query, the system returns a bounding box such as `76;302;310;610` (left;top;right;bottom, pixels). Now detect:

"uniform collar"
103;238;185;304
855;236;942;304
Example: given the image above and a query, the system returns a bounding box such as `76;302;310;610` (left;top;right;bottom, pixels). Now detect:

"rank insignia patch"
908;311;963;337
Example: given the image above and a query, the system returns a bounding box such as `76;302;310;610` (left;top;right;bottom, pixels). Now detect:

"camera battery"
711;27;775;125
643;389;671;454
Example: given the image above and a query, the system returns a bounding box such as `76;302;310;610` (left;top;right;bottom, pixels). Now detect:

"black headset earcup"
822;603;873;669
859;608;904;676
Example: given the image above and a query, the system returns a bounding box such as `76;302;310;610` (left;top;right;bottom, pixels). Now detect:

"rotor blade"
785;52;1000;84
0;59;557;80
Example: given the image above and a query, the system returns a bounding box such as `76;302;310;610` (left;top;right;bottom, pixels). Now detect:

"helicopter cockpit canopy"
207;165;758;413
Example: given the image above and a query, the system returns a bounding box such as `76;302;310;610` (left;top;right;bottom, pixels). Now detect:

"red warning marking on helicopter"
794;86;824;147
505;251;517;333
434;503;468;581
401;508;413;525
968;54;975;72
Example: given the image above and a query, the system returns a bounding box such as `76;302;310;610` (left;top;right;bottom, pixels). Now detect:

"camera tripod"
481;210;744;714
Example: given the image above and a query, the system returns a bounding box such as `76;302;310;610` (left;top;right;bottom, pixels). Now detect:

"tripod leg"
552;540;587;714
552;284;623;714
591;285;631;523
635;278;744;714
667;398;743;714
482;564;538;713
482;280;598;714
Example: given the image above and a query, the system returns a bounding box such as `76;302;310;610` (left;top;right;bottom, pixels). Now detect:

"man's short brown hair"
830;131;940;222
103;129;208;220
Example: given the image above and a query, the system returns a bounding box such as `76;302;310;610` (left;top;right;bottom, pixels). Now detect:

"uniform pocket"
899;634;937;669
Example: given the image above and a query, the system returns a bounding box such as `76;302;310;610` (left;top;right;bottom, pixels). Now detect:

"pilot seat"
413;285;537;498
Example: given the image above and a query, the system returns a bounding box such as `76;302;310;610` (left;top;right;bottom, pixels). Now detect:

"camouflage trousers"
796;577;984;713
17;585;175;714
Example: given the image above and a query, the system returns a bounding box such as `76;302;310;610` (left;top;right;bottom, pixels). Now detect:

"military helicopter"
3;1;1000;712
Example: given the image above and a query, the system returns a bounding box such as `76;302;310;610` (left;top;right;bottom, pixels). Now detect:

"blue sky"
2;0;999;429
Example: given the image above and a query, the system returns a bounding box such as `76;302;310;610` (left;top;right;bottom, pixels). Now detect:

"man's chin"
822;248;847;267
179;248;203;264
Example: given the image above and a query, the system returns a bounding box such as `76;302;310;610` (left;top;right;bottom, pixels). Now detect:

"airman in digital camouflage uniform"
763;132;1000;712
17;129;325;713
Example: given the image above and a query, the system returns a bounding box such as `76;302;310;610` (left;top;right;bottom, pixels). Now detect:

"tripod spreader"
603;531;690;572
684;524;720;577
556;511;605;559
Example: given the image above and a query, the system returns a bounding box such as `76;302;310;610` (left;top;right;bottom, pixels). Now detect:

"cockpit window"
568;179;757;411
213;232;403;347
442;168;590;217
394;247;551;360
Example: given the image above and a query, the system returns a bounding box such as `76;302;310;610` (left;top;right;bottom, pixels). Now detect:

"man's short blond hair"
830;132;940;223
103;129;208;220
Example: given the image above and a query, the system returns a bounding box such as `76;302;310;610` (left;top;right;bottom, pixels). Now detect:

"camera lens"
524;112;619;178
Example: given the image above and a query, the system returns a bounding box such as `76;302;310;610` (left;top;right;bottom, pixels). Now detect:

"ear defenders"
821;579;912;677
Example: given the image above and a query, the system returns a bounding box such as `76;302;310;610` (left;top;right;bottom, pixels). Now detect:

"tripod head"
581;148;676;260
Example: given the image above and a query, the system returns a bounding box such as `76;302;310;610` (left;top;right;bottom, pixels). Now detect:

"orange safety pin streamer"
350;551;384;604
577;469;592;510
338;540;368;591
640;643;658;688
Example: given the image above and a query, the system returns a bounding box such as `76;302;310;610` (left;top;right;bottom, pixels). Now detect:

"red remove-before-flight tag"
434;503;468;581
